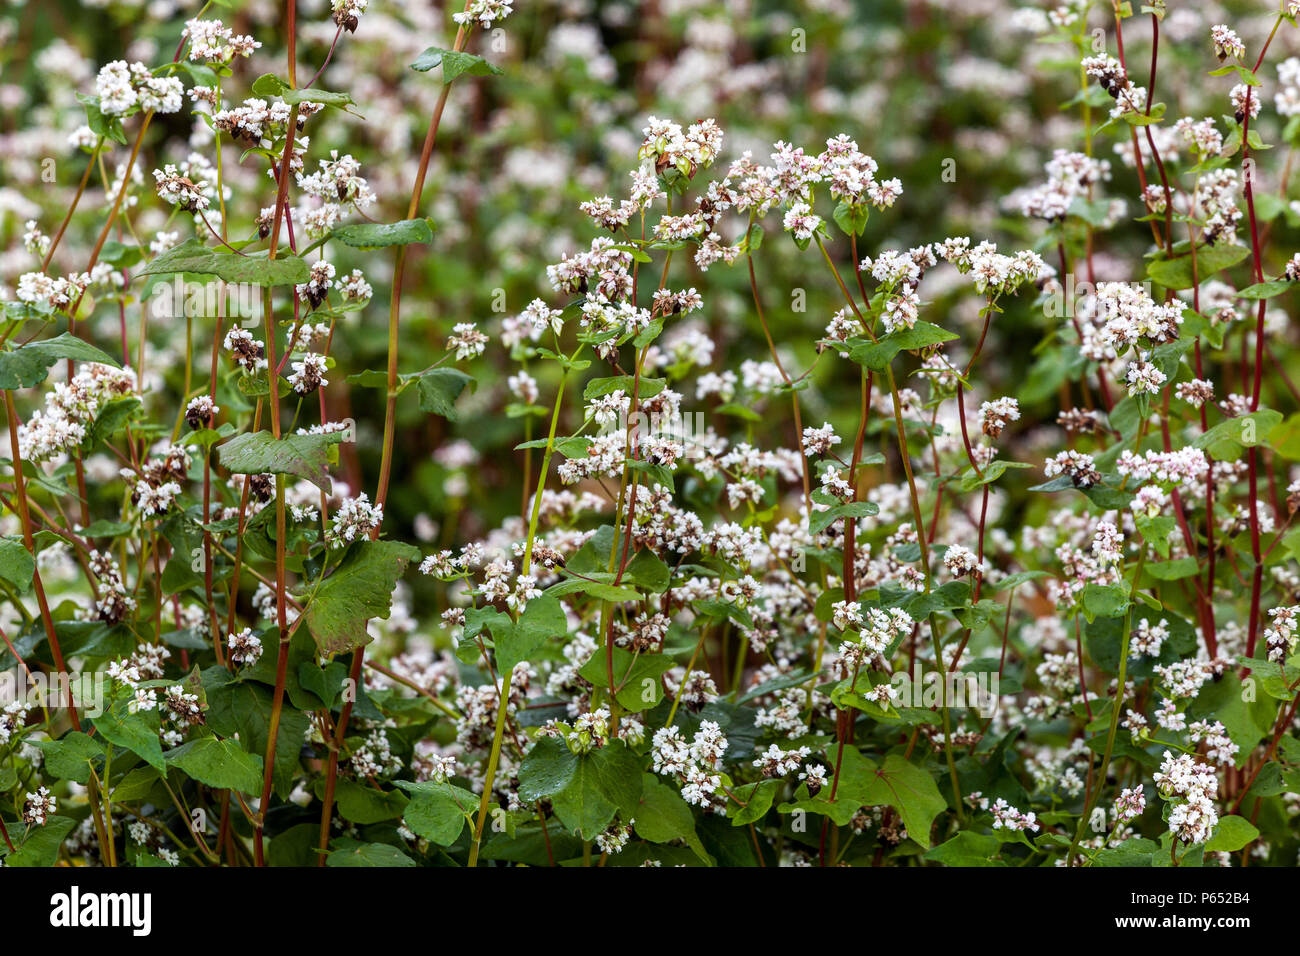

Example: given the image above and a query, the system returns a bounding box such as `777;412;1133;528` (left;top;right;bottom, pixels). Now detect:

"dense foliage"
0;0;1298;868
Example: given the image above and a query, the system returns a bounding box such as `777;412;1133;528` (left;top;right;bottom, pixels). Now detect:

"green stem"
467;669;512;867
1068;543;1148;865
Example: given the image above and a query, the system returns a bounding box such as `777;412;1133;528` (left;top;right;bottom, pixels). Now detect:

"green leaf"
957;459;1031;492
887;580;971;620
111;766;162;803
403;793;468;845
77;93;126;145
583;375;666;401
249;73;355;110
1081;582;1131;622
857;754;947;849
410;47;503;83
0;537;35;592
610;244;652;263
1146;243;1251;290
1094;837;1160;866
924;831;1003;866
808;496;880;535
240;624;338;711
578;646;674;712
786;749;946;845
1205;815;1259;852
488;594;568;675
283;87;353;108
87;396;141;449
203;668;308;799
634;773;709;861
0;332;119;390
92;690;165;773
416;368;476;420
832;201;870;236
141;237;310;286
217;429;345;492
35;731;105;785
399;780;477;845
1146;557;1200;581
624;549;671;593
1236;280;1291;300
847;322;958;372
301;539;421;656
730;778;780;827
1268;412;1300;461
714;402;762;422
1135;514;1176;557
332;778;408;824
4;816;75;867
250;73;285;96
991;570;1049;592
1193;409;1282;460
326;840;414;867
331;218;435;249
1208;64;1261;87
165;735;263;794
518;737;642;839
545;577;640;603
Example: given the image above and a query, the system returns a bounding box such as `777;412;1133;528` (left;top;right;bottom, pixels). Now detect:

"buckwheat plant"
0;0;1298;871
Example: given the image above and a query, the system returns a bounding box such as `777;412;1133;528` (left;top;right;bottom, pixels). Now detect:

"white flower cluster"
1114;787;1146;825
1264;605;1299;664
15;271;88;311
94;60;184;116
1082;54;1148;118
639;116;724;178
1044;449;1100;488
980;397;1020;438
23;787;57;826
801;422;841;456
18;363;137;462
651;721;729;814
288;353;329;394
326;493;384;547
297;152;377;239
1277;57;1300;117
1153;750;1219;845
939;238;1047;298
943;543;980;578
0;701;30;745
990;798;1040;833
186;18;260;62
228;628;264;666
153;164;210;213
1130;617;1169;658
1115;447;1209;489
351;727;402;779
447;323;489;360
752;743;812;778
452;0;513;28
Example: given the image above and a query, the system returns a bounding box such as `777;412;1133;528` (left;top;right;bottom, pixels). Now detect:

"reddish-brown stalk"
4;391;79;728
253;0;302;867
1238;15;1284;658
320;6;477;865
